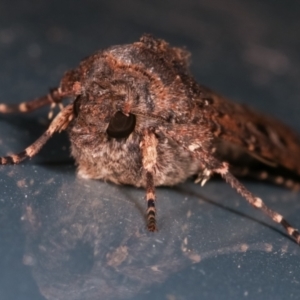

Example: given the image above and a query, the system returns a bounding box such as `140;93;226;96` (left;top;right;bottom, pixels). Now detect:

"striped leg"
0;104;74;165
140;130;158;231
193;153;300;245
231;167;300;191
220;169;300;245
162;128;300;245
0;88;64;114
146;171;157;231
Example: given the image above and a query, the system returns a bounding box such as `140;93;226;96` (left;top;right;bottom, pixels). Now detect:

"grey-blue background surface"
0;1;300;299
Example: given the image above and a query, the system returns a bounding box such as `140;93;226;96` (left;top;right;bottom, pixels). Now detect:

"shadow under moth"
1;34;299;245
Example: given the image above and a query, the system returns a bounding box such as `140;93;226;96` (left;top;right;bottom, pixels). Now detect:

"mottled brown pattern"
201;86;300;173
0;35;300;244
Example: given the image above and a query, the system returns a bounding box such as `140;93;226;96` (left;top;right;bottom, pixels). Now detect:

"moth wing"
200;86;300;175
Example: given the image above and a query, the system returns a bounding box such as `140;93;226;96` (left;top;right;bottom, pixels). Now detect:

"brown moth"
1;34;300;244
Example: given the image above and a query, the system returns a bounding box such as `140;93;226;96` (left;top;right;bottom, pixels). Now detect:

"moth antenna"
0;88;65;114
220;170;300;245
0;104;74;165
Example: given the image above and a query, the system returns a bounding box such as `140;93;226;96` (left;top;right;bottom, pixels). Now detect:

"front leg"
140;130;158;232
0;87;65;114
0;104;74;165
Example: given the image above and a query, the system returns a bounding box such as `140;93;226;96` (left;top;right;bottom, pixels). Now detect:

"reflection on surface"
21;171;200;300
16;165;300;300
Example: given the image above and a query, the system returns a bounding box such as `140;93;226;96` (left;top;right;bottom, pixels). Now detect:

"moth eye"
106;111;136;139
73;97;81;117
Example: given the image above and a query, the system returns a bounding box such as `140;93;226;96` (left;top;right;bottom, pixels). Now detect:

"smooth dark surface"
0;1;300;300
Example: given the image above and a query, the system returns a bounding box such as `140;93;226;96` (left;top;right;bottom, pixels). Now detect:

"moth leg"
195;168;212;186
190;147;300;244
213;162;300;245
145;171;157;231
140;130;158;231
0;88;65;114
0;104;73;165
192;147;300;244
231;167;300;191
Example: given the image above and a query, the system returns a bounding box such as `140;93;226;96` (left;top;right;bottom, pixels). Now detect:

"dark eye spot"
106;111;136;139
73;97;81;117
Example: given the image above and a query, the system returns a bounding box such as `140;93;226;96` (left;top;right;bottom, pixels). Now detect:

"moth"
1;34;300;245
